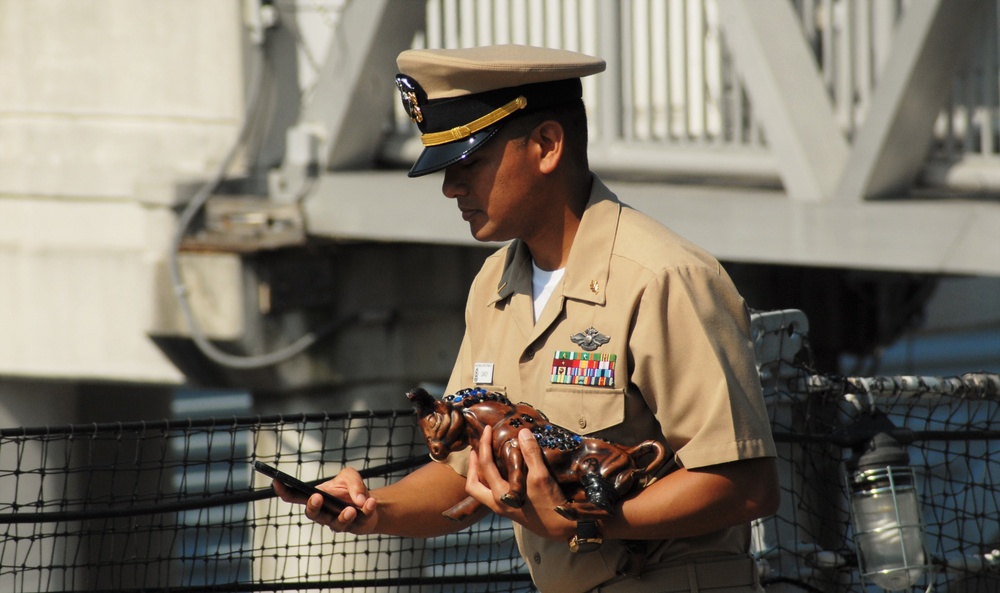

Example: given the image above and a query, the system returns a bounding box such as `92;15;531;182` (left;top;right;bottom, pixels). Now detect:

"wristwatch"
569;520;603;553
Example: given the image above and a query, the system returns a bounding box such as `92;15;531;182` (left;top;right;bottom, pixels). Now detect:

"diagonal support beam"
296;0;425;171
835;0;990;200
717;0;848;202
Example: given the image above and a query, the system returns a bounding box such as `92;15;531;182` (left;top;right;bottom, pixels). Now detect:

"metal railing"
2;310;998;593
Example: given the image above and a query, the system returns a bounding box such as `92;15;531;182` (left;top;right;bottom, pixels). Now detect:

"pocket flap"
540;385;625;436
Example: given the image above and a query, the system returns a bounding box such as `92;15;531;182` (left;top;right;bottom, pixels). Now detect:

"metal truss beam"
836;0;991;200
717;0;848;202
277;0;424;196
718;0;990;202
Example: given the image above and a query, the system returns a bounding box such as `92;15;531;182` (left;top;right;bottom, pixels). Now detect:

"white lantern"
848;432;927;591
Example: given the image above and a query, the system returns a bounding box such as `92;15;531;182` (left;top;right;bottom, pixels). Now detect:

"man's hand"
466;425;576;541
272;467;379;535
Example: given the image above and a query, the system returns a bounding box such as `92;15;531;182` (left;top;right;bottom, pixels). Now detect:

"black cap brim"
407;125;503;177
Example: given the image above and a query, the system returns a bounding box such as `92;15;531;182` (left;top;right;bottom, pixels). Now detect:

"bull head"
407;387;468;460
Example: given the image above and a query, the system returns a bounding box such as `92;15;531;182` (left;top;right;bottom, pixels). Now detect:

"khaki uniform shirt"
443;176;776;593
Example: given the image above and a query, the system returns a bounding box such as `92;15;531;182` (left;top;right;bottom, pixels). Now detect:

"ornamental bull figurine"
407;386;668;522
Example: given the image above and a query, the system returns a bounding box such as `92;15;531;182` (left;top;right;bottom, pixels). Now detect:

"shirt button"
523;348;535;361
533;552;542;564
578;417;587;429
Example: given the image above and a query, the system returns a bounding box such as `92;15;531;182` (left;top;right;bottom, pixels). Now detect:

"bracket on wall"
179;196;306;253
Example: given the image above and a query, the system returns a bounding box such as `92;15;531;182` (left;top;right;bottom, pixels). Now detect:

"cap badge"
395;74;424;123
570;327;610;352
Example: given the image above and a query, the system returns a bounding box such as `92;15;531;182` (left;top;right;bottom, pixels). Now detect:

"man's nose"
441;166;466;199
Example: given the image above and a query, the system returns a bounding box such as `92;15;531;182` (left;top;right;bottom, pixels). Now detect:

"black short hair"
501;99;589;169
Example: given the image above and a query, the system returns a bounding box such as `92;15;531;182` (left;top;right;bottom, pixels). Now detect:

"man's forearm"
603;457;780;541
371;461;489;538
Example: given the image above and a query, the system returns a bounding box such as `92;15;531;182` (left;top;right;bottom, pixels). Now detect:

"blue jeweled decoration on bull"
532;423;583;452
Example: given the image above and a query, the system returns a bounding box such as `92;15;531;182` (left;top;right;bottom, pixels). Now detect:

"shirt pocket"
539;385;625;436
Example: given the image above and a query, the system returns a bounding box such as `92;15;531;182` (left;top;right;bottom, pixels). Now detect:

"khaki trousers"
590;555;762;593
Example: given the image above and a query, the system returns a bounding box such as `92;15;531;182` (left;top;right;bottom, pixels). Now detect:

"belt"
592;555;760;593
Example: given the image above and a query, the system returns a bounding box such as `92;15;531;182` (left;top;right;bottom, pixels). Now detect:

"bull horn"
406;387;436;410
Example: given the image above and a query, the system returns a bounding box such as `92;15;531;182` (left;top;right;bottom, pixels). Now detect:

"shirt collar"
492;175;620;306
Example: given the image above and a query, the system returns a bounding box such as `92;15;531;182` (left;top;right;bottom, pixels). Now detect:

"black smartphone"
252;460;354;512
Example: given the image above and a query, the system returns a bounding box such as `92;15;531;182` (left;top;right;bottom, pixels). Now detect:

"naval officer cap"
395;44;606;177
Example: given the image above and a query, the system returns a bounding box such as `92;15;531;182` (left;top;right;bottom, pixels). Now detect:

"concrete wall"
0;0;248;386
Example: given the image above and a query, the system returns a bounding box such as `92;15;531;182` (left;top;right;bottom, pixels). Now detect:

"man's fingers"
482;425;514;496
466;447;496;500
303;492;366;530
269;468;378;535
272;479;305;503
478;425;493;463
466;426;512;512
517;428;546;473
303;492;336;523
518;428;567;504
475;425;496;483
466;448;486;497
330;467;370;508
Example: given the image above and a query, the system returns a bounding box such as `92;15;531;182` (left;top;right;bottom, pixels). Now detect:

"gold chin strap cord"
420;96;528;147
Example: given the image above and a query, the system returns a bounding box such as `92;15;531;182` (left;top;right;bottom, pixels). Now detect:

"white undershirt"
531;262;565;323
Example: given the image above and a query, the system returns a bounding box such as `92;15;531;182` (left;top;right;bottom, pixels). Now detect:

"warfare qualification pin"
570;327;610;352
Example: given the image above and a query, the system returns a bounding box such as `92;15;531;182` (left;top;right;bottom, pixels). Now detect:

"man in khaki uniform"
276;44;779;593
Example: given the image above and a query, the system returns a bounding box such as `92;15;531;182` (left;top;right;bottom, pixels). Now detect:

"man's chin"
469;226;507;244
464;218;514;243
467;222;490;242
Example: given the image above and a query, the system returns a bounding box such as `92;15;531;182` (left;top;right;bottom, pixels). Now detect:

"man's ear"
531;120;565;175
